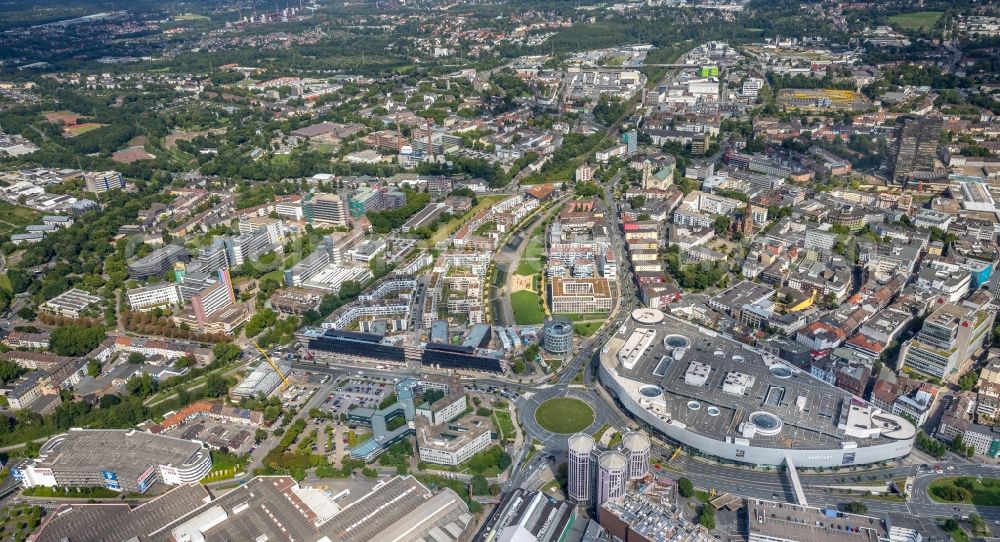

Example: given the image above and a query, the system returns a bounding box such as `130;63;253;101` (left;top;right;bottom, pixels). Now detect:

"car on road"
947;466;955;470
954;507;961;511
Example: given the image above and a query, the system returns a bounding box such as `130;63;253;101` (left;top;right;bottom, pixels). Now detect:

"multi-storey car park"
598;309;916;468
12;429;212;493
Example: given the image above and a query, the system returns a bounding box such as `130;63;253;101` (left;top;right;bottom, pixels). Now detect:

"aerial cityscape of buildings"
0;0;998;540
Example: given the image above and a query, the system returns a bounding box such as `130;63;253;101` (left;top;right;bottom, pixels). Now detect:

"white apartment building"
127;282;181;311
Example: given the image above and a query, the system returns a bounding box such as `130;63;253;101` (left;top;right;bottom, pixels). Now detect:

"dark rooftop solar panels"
323;328;385;343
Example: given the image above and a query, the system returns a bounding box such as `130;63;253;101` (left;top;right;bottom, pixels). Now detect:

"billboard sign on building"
136;465;157;493
102;470;121;491
159;465;181;485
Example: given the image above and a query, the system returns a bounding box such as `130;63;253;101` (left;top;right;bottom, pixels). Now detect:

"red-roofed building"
526;183;556;201
795;321;846;351
845;333;884;361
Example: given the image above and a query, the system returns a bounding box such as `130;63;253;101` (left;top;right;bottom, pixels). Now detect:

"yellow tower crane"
251;339;290;390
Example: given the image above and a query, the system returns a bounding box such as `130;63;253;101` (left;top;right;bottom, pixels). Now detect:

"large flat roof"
748;499;888;542
602;313;907;450
31;483;211;542
30;475;471;542
37;429;207;478
550;277;612;298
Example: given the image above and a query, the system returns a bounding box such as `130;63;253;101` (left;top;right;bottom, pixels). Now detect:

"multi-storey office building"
900;301;994;380
128;245;190;280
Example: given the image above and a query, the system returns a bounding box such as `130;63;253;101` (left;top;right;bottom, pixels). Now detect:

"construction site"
776;88;872;111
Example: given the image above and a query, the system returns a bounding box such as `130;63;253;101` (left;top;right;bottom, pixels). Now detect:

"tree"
936;485;971;502
954;477;975;491
471;474;490;495
99;394;122;409
843;502;868;514
943;518;959;532
522;343;540;367
0;361;25;385
204;374;229;397
50;326;107;357
254;429;268;444
970;513;989;536
958;371;978;391
125;374;158;399
245;309;277;338
677;477;694;498
712;215;731;236
698;504;716;530
213;343;242;364
86;360;102;377
575;182;601;197
628;195;647;209
127;352;145;365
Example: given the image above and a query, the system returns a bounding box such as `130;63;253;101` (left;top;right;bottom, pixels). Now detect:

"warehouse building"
29;475;474;542
230;359;291;398
39;288;102;318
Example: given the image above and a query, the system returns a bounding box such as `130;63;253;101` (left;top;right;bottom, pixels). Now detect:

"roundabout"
533;397;596;434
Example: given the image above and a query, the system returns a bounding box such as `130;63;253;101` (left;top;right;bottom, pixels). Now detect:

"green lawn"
888;11;943;31
492;411;516;440
524;239;545;260
592;423;610;440
0;201;41;237
944;524;971;542
511;290;545;325
23;486;119;498
534;398;595;433
574;322;602;337
566;312;610;321
928;477;1000;506
175;12;210;20
515;259;542;275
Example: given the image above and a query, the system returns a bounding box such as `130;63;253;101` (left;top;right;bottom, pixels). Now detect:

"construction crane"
251;339;290;390
670;446;682;462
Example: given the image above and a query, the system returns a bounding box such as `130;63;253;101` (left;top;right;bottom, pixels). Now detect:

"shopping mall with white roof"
598;309;916;468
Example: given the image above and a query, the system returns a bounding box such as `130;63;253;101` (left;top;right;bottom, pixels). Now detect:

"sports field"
888;11;943;31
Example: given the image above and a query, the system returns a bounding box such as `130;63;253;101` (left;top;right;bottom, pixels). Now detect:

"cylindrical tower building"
543;318;574;355
622;431;651;480
567;433;595;503
596;451;627;506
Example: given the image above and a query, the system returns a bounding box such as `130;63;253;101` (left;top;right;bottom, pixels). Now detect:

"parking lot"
321;377;396;415
163;418;254;453
472;383;520;402
280;384;317;410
